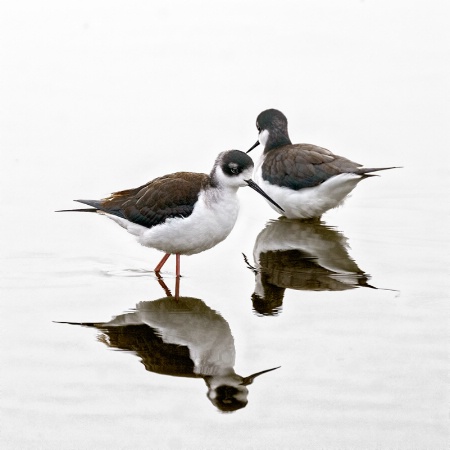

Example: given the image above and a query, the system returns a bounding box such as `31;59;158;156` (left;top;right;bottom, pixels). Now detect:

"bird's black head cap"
256;109;288;132
219;149;254;177
252;109;291;152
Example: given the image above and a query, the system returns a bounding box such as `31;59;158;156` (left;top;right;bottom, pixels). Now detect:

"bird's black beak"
245;179;284;212
246;141;260;153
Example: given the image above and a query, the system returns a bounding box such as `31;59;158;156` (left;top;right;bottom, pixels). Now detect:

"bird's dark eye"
230;167;239;174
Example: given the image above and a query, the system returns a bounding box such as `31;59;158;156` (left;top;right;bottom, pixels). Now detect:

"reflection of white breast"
253;218;361;274
251;219;371;300
104;299;236;376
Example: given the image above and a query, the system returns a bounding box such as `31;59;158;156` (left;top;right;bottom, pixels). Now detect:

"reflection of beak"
241;366;280;386
247;141;260;153
245;179;285;212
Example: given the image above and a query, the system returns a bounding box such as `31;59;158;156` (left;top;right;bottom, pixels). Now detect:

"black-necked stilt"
58;150;283;280
247;109;399;219
57;297;280;412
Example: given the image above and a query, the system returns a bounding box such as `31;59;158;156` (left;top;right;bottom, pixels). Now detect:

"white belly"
104;188;240;255
254;162;362;219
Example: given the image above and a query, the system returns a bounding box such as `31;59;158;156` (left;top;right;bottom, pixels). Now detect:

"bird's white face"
220;166;253;187
216;164;254;188
240;166;255;185
258;129;270;149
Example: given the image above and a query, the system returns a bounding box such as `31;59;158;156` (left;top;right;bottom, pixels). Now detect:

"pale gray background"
1;1;449;449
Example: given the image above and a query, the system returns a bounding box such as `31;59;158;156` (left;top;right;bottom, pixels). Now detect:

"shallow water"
2;1;449;449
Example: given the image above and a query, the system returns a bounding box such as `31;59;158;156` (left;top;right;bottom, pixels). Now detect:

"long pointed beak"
245;179;285;212
241;366;281;386
246;140;260;153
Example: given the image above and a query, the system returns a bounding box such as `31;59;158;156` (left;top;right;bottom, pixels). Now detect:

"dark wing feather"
262;144;363;190
77;172;210;228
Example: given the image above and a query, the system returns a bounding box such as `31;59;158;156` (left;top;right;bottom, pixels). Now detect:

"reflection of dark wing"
253;248;372;316
260;249;371;292
262;144;363;189
97;324;200;379
77;172;210;228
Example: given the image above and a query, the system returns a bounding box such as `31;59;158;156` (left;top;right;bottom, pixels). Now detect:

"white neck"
259;129;270;149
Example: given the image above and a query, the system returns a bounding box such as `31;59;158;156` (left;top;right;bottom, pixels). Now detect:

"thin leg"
154;253;171;274
175;254;181;278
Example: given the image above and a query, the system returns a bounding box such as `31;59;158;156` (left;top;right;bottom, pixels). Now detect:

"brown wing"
262;144;363;190
78;172;210;228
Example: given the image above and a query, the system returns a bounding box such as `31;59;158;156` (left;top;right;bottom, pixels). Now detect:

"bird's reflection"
61;297;279;412
248;218;375;315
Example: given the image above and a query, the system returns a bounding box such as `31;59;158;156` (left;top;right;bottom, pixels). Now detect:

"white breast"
254;157;363;219
104;186;240;255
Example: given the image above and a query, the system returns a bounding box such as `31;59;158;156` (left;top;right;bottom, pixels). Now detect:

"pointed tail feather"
55;208;98;213
54;321;103;328
55;199;102;213
355;166;401;176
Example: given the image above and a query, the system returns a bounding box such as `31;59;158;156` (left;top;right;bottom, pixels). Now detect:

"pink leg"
175;254;181;278
154;253;171;274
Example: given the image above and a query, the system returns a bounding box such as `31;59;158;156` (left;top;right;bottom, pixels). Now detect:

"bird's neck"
201;183;240;216
264;130;291;153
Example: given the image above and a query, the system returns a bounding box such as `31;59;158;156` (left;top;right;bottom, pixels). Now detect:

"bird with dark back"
58;149;283;298
247;109;399;219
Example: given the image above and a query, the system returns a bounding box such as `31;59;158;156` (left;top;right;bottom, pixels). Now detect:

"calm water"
2;1;449;449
